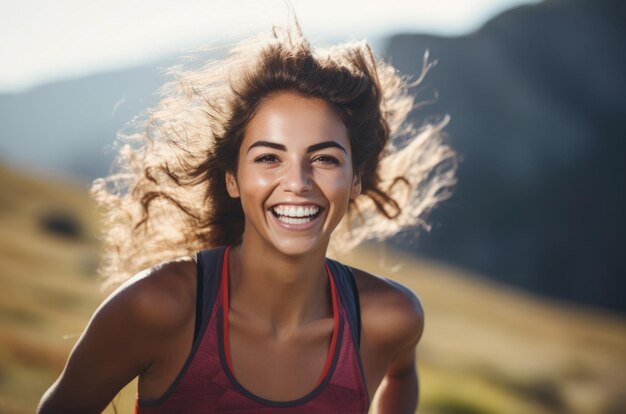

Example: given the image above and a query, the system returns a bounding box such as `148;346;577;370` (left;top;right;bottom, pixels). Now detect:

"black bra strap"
326;259;362;348
193;252;204;344
346;266;362;347
193;247;225;344
193;250;362;349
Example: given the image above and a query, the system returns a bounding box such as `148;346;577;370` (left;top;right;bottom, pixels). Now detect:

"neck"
227;238;332;336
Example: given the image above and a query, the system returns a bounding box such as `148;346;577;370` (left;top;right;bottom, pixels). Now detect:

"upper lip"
268;202;323;209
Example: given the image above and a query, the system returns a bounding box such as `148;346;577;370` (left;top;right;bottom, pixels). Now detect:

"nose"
282;161;313;194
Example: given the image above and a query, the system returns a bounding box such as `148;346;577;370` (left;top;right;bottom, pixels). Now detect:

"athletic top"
135;246;370;413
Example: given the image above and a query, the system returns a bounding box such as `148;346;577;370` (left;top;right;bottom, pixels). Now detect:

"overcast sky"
0;0;540;92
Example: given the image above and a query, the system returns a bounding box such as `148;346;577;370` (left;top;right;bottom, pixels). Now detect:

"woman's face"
226;92;361;257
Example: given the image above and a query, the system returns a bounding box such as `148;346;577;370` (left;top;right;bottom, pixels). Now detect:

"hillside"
1;0;624;314
0;165;624;413
385;0;626;311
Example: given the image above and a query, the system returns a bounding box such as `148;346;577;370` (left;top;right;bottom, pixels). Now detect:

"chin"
270;237;328;258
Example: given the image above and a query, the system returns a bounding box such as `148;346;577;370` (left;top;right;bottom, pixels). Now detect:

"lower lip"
269;210;323;230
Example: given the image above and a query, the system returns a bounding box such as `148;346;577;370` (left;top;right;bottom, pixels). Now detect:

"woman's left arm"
371;339;420;414
352;269;425;414
366;278;424;414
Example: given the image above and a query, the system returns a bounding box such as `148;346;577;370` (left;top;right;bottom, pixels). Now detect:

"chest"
227;315;335;401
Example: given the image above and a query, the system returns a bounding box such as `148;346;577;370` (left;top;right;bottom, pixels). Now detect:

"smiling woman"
38;19;456;414
226;93;360;257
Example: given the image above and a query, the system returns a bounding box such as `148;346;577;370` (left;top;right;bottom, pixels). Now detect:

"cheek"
236;167;278;209
320;173;353;202
245;171;274;188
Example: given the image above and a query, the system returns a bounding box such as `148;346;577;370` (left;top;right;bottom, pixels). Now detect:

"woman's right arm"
38;262;194;414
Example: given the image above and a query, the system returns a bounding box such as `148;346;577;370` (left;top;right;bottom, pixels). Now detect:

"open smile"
269;204;324;226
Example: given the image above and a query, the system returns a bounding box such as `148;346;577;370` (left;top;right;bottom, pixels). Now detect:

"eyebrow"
247;140;347;154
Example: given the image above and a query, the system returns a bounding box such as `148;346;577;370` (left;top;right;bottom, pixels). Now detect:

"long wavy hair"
91;22;457;287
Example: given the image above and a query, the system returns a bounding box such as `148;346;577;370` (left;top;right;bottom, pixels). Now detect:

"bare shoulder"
102;256;198;333
37;257;199;413
350;267;425;350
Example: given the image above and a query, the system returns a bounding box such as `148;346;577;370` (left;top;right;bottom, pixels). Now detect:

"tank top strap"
136;247;369;413
194;246;227;343
195;249;361;350
325;258;362;350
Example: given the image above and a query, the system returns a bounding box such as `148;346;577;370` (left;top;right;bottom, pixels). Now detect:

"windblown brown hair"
91;23;457;287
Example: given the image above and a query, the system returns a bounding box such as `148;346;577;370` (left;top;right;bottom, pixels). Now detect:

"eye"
312;155;340;165
254;154;280;164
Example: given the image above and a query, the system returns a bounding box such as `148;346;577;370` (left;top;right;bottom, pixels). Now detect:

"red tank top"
135;246;370;413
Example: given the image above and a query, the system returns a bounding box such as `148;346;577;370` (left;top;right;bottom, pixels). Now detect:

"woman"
38;22;456;413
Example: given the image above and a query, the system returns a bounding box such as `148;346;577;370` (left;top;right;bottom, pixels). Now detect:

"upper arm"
379;279;424;377
383;278;423;370
352;268;424;377
38;261;195;414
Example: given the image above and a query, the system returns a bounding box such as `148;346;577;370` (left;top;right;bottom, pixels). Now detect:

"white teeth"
278;216;312;224
272;205;320;218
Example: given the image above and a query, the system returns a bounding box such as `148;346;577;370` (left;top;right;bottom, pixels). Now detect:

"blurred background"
0;0;624;413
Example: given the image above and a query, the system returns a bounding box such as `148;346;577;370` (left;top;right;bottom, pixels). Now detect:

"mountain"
0;0;623;312
385;0;625;311
0;63;165;180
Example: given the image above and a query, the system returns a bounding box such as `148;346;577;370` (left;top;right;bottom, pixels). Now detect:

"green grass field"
1;164;624;414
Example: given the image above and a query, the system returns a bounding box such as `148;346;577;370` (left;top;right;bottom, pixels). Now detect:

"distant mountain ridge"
0;0;623;311
0;63;165;179
385;0;625;311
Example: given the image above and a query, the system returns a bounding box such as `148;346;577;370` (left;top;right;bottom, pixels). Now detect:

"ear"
350;174;362;200
225;170;240;198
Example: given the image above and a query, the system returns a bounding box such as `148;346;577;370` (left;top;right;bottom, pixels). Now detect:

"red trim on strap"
221;246;339;386
317;262;339;386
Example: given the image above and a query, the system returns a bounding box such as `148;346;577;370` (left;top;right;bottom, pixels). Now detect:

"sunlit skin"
37;92;424;414
226;92;361;259
223;93;362;397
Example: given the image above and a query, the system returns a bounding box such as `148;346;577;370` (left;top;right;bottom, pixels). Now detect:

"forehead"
242;92;349;151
